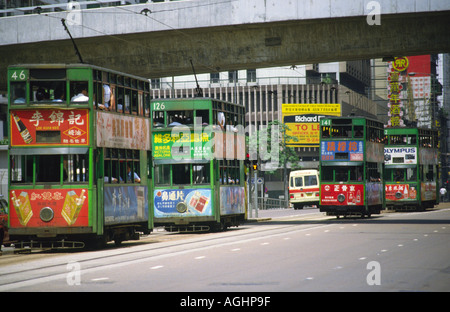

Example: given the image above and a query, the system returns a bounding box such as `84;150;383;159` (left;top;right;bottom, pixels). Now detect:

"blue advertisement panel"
220;186;245;215
104;186;148;225
154;188;212;218
320;140;364;161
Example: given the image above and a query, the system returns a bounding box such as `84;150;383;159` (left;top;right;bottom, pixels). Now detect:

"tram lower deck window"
10;153;89;184
173;164;190;184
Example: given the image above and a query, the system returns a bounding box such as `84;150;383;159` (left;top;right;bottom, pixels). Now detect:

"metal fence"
256;197;289;210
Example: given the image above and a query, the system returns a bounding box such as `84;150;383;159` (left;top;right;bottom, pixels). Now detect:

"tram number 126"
153;102;166;111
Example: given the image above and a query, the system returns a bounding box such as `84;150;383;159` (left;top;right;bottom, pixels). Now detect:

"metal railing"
256;197;289;210
0;0;176;17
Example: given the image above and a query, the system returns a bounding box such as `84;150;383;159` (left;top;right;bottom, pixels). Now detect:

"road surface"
0;206;449;294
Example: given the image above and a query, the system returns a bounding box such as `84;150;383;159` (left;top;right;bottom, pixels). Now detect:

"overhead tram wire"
34;1;236;80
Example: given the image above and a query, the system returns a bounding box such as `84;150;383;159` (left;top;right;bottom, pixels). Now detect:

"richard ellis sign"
282;104;341;147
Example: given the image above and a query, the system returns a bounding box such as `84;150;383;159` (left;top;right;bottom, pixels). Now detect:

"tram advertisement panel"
10;109;89;146
320;184;364;205
220;186;245;215
320;140;364;161
154;188;212;218
96;111;150;150
152;130;211;160
104;186;148;225
421;182;437;201
9;189;88;227
384;147;417;165
385;183;418;201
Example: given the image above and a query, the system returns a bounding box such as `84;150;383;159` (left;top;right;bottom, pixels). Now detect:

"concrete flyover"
0;0;450;90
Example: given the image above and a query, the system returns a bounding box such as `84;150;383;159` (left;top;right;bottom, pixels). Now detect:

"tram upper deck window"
195;110;210;125
70;82;89;103
331;119;352;138
321;126;331;138
28;69;67;103
30;81;66;103
354;126;364;138
167;110;193;126
11;82;26;104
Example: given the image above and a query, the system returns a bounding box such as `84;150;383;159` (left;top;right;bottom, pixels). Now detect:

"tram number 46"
153;102;166;111
10;69;28;81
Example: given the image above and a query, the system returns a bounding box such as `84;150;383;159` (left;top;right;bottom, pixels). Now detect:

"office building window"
247;69;256;83
228;71;238;83
210;72;219;84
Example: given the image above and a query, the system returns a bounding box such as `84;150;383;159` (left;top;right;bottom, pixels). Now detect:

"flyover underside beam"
1;11;449;90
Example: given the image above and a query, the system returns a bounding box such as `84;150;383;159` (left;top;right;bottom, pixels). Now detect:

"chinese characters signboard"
96;111;150;151
320;184;364;206
320;140;364;161
152;130;211;160
10;109;89;146
387;57;408;127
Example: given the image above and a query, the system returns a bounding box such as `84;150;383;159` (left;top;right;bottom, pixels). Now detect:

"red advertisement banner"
10;109;89;146
385;184;417;201
321;184;364;206
9;189;89;228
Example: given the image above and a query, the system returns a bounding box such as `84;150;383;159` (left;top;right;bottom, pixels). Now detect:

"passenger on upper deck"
71;84;89;102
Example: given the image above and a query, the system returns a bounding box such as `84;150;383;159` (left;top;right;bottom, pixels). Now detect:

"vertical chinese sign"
387;57;408;127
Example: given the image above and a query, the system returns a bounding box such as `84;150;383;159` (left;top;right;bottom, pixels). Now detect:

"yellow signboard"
282;104;341;147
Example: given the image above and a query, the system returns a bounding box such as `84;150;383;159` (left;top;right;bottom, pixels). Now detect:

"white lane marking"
150;265;164;270
91;277;109;281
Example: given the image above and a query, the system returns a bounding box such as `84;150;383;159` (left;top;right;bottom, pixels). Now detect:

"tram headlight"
176;202;187;213
395;192;403;199
337;194;346;203
40;207;54;222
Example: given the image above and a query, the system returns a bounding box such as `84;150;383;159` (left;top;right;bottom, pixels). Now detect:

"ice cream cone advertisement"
9;189;89;228
10;191;33;226
61;189;86;225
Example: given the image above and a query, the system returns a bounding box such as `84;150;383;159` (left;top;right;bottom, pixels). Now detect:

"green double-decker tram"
7;64;152;248
150;98;246;231
319;117;385;218
383;127;439;211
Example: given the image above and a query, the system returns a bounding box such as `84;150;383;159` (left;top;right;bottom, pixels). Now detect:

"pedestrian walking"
440;187;447;202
